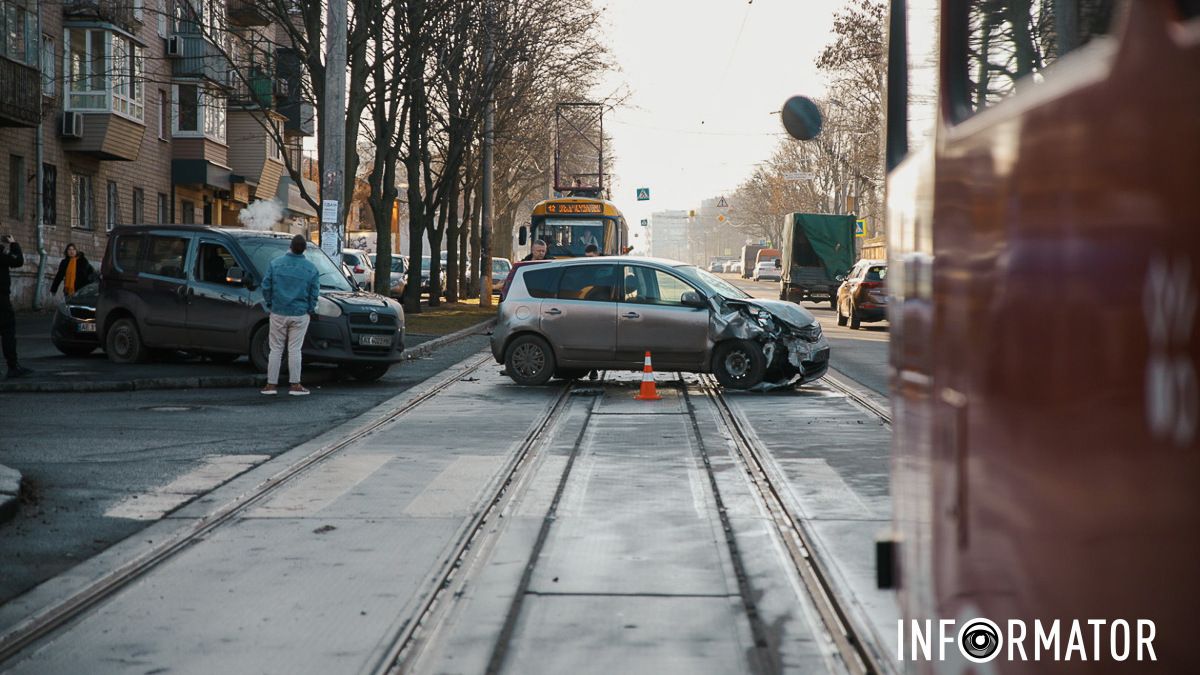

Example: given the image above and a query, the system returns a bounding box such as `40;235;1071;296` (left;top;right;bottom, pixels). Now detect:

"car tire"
849;306;861;330
105;318;146;364
836;303;847;326
54;342;96;357
504;334;555;385
250;323;272;373
712;339;766;390
345;364;390;382
829;296;837;310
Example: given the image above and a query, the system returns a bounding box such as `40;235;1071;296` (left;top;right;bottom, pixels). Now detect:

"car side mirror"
519;226;528;247
226;267;246;286
681;291;707;308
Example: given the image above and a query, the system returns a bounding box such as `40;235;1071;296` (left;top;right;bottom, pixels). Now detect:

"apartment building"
0;0;315;307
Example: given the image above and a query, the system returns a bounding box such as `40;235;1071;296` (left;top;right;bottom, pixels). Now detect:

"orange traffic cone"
634;351;662;401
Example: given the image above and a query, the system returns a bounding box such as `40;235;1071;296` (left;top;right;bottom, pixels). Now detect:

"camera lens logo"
958;618;1002;663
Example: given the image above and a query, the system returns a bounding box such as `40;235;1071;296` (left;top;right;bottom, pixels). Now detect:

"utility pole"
320;0;348;259
479;0;495;308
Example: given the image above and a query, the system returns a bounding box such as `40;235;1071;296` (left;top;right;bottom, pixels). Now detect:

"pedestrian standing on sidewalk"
0;234;32;378
49;244;96;297
260;235;320;396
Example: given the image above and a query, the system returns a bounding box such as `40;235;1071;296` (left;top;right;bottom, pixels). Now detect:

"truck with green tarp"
779;213;857;308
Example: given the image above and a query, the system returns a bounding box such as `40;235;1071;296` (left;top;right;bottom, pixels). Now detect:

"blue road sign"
855;219;866;238
636;188;650;201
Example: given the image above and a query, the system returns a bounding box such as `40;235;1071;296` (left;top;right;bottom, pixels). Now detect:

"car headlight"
800;320;823;342
316;296;343;318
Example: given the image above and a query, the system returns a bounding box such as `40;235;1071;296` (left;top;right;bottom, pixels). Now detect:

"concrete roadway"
720;274;890;396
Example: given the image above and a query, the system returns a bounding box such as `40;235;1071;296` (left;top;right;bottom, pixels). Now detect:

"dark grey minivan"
98;226;405;381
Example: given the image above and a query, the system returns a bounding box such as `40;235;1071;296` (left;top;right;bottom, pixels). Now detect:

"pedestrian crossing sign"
636;188;650;201
855;219;866;238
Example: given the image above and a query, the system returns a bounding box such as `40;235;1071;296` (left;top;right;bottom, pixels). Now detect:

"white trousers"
267;313;310;385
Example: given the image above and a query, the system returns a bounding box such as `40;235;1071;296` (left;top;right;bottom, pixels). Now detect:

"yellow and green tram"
525;197;629;258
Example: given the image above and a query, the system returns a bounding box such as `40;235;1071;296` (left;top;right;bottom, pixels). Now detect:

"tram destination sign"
545;203;605;215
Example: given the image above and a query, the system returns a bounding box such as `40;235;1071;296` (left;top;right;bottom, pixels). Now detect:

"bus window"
959;1;1117;115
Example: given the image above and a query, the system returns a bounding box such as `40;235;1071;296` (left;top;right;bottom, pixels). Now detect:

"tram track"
0;352;498;667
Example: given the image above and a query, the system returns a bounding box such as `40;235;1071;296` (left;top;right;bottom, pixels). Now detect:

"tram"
875;1;1198;670
521;197;629;258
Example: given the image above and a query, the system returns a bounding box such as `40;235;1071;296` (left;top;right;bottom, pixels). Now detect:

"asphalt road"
722;274;890;395
0;334;492;605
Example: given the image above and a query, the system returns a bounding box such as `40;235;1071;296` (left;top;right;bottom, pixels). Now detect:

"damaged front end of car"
711;298;831;390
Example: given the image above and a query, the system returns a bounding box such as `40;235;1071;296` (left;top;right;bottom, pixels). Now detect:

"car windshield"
239;238;355;291
493;259;511;274
673;265;750;299
421;257;431;272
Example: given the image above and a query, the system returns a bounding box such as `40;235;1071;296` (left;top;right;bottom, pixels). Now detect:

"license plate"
78;322;97;333
358;334;392;347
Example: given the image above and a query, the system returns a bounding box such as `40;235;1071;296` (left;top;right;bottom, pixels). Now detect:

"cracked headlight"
798;320;823;342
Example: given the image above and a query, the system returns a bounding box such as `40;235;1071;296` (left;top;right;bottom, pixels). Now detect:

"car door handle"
544;308;562;316
622;311;639;319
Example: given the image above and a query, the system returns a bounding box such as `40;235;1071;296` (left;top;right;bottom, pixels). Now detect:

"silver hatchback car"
491;256;830;389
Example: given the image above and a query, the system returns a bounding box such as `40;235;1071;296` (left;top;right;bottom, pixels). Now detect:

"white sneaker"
288;385;310;396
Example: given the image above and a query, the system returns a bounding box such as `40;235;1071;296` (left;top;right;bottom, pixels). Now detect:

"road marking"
248;454;394;517
403;456;504;517
105;455;268;521
776;458;875;519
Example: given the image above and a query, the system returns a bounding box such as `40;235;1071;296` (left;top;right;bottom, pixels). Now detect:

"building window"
133;0;144;22
173;82;226;143
157;0;169;38
71;173;95;229
181;200;195;224
132;187;144;224
42;163;56;225
41;34;55;97
1;0;37;66
159;89;168;140
106;181;121;231
157;192;168;223
7;155;22;219
63;27;145;122
268;118;283;161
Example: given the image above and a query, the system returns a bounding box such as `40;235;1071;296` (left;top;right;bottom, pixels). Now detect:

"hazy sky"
595;0;848;229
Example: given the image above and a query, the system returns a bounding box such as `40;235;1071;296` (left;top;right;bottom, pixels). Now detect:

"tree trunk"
469;179;481;298
444;178;460;303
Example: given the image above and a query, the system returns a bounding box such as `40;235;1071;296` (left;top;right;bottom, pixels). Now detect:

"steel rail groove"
0;353;496;666
695;374;881;675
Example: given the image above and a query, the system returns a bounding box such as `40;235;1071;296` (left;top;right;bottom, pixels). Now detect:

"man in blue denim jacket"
260;235;320;396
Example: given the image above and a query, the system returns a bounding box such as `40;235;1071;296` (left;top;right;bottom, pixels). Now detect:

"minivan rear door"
539;264;618;365
139;233;194;348
187;238;251;352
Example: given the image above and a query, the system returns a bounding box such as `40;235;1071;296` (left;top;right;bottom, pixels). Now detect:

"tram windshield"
535;219;606;257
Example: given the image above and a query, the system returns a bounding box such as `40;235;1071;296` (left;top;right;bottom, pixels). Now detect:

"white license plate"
78;322;97;333
358;334;392;347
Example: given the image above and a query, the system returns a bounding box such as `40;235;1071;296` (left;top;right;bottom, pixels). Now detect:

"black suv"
97;226;405;381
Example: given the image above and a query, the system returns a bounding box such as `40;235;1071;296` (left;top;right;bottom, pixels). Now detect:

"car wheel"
54;341;96;357
836;303;847;326
250;323;272;373
505;334;555;385
345;364;390;382
849;306;861;330
829;296;837;310
105;318;145;364
712;339;766;390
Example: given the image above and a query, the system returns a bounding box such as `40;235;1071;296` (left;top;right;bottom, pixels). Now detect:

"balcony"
0;58;39;127
228;0;272;27
276;48;314;137
229;68;285;110
170;32;229;86
61;112;146;161
63;0;135;29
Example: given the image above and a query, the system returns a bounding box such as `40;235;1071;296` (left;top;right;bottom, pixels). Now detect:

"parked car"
835;259;888;329
491;257;513;294
98;226;406;381
368;253;408;298
341;249;374;291
752;260;781;282
50;281;101;356
491;256;829;389
419;256;448;295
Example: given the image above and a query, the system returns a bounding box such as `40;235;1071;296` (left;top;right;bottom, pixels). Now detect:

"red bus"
882;1;1198;671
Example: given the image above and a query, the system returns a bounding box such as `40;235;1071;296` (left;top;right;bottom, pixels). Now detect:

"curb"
0;465;21;525
0;318;495;394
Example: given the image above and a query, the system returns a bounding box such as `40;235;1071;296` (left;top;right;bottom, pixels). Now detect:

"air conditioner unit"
166;36;181;57
61;112;84;139
273;78;289;97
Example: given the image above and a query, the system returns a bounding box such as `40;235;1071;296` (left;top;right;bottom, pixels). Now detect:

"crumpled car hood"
730;298;816;329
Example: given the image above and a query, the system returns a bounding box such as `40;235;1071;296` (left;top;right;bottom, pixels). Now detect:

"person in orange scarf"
50;243;96;297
